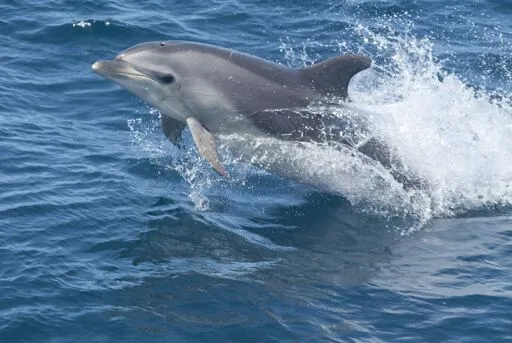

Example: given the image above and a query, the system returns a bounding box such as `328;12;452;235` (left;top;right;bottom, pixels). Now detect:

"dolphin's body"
92;41;417;188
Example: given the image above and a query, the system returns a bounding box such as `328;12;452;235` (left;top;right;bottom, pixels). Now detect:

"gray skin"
92;41;420;188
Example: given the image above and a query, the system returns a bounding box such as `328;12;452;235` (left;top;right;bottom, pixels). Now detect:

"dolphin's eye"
158;74;175;84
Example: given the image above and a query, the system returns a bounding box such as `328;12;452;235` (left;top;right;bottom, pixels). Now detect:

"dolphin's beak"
91;61;105;74
91;60;149;80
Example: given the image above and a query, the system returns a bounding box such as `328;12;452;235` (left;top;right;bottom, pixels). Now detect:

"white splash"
277;25;512;227
349;27;512;221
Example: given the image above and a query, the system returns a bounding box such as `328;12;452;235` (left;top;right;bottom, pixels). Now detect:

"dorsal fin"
299;55;371;99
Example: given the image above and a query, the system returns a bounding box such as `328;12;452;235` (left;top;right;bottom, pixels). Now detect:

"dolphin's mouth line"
110;71;152;80
92;61;154;81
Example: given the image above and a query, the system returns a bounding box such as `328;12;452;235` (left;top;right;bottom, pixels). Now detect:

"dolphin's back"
164;41;371;98
120;41;371;102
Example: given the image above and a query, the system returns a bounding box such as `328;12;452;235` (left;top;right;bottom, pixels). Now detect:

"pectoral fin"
186;117;229;178
161;115;186;146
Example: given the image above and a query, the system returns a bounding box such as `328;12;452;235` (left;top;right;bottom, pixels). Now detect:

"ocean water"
1;0;512;342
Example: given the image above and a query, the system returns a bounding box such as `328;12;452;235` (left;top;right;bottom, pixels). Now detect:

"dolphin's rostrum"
92;41;418;189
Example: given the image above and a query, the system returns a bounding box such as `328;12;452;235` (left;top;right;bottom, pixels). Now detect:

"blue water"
1;0;512;342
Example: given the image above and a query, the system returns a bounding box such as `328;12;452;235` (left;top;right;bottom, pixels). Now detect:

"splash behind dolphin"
92;41;417;188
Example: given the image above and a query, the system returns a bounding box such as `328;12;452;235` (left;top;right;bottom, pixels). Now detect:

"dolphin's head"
92;42;192;121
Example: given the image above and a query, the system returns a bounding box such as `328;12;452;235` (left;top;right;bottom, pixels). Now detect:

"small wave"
18;19;162;45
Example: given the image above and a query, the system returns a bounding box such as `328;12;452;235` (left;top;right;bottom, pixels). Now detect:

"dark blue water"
1;1;512;342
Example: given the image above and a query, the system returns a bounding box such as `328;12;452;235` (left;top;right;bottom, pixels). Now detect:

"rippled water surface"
1;0;512;342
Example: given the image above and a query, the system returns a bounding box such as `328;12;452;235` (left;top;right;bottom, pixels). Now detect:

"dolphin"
92;41;419;188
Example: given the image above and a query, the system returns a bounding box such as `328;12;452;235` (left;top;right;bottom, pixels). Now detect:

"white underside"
215;133;412;205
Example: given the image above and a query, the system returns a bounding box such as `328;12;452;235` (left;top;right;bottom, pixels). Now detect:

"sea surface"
1;0;512;342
